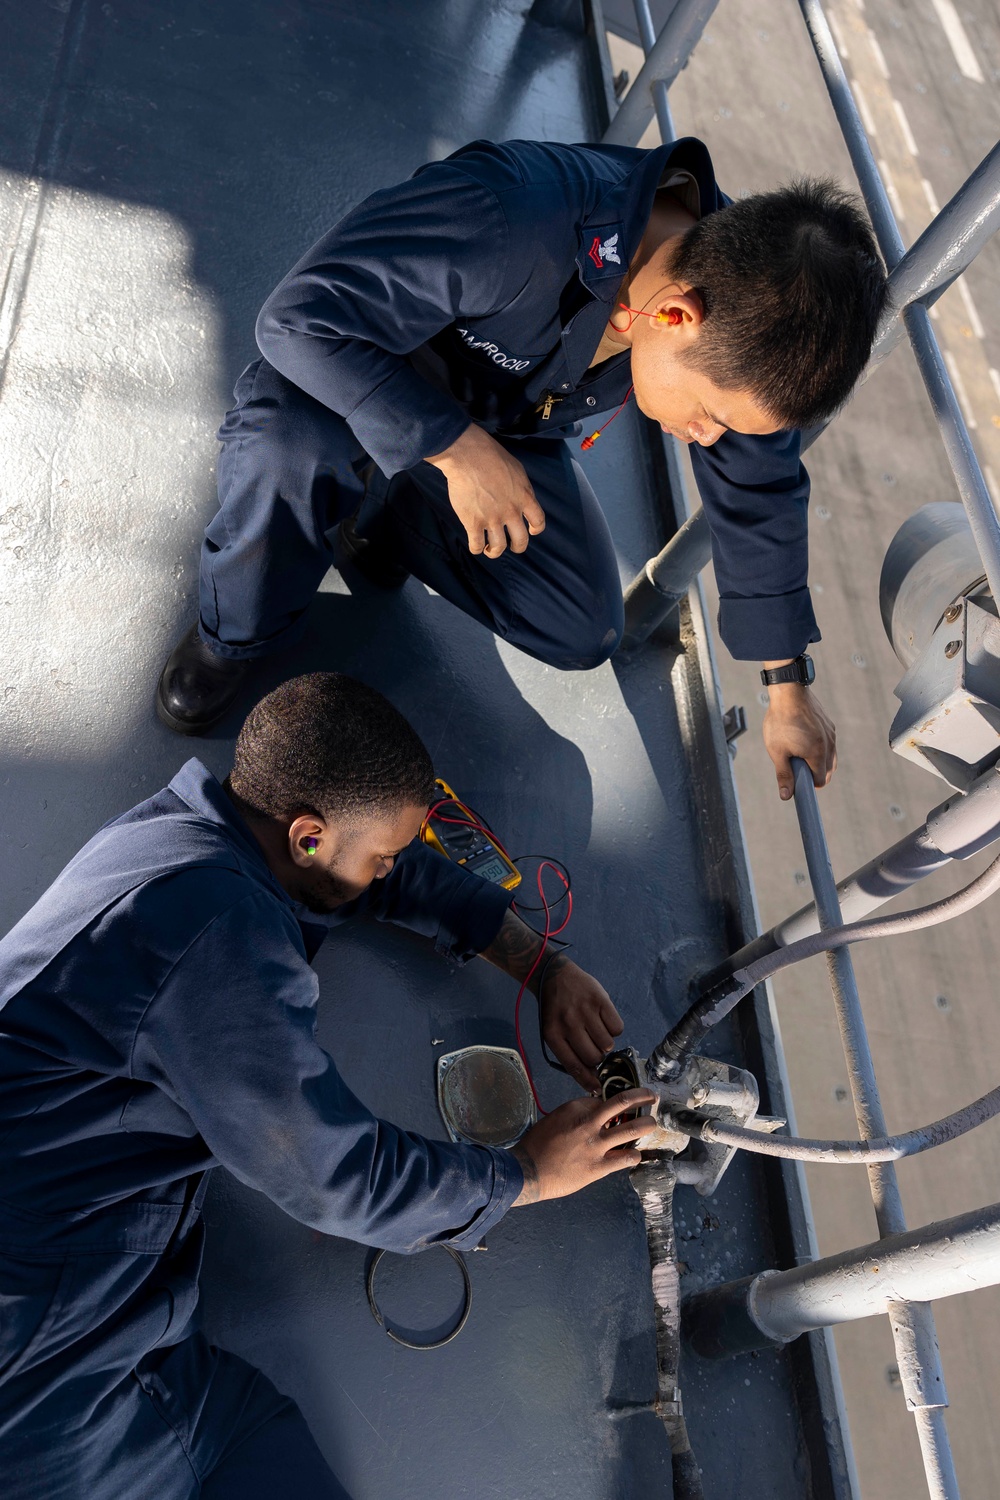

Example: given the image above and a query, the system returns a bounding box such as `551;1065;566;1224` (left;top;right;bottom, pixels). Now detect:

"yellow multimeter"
421;779;521;892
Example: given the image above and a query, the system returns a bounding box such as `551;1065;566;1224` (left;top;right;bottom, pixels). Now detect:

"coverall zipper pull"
536;393;563;421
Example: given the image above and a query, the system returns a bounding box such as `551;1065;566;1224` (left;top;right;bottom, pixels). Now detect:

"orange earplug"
616;302;684;329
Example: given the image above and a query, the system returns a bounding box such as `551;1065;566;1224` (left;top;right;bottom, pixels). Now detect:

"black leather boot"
156;623;255;736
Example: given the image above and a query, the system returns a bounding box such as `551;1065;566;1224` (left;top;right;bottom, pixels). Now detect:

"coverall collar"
166;758;376;932
168;758;291;904
562;136;718;387
572;136;718;301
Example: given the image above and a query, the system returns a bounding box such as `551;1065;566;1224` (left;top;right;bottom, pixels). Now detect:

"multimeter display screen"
466;853;510;885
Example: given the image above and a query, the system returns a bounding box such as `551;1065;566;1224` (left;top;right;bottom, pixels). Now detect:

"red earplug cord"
579;303;681;450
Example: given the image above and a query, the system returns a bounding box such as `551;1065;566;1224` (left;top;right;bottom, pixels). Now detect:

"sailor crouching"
0;671;650;1500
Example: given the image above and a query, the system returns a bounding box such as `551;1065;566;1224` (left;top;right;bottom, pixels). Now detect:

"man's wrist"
510;1142;540;1206
424;421;476;470
528;947;570;999
479;908;545;984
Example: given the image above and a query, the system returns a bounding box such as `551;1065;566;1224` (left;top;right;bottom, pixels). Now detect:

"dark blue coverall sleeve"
351;838;514;961
131;891;523;1253
690;426;821;662
256;164;528;475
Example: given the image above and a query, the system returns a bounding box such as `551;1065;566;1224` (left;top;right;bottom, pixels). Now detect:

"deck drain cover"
437;1046;536;1148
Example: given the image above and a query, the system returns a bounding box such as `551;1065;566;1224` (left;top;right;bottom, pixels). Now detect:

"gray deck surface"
0;4;838;1497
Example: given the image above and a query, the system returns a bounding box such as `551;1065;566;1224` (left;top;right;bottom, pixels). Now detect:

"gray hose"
676;1080;1000;1163
651;848;1000;1077
740;848;1000;982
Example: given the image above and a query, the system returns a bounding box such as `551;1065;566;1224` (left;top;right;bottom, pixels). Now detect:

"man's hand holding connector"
511;1088;656;1205
535;955;624;1093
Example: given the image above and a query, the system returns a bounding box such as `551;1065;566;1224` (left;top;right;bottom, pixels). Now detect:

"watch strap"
760;654;815;687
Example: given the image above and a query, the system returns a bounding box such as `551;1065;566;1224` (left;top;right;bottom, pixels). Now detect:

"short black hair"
229;673;435;823
669;179;888;429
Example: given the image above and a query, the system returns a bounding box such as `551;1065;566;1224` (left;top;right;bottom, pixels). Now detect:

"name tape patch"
455;328;531;372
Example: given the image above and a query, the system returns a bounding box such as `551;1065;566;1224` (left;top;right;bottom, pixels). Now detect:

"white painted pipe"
750;1201;1000;1343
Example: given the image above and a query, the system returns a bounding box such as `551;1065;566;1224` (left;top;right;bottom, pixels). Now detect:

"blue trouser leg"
143;1335;350;1500
1;1246;348;1500
362;436;624;670
199;359;623;670
200;1394;350;1499
199;359;368;660
6;1321;347;1500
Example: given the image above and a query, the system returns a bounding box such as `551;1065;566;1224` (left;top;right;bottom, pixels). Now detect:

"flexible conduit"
653;833;1000;1164
650;849;1000;1077
677;1081;1000;1163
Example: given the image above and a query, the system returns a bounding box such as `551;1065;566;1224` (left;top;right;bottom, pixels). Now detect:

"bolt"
944;639;962;659
943;602;962;623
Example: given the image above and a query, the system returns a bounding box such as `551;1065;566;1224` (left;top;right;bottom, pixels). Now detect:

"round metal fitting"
879;502;986;667
944;639;962;659
943;602;963;623
586;396;597;407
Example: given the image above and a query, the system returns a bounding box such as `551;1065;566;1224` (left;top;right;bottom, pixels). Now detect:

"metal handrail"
787;763;959;1499
603;0;719;148
798;0;1000;628
869;142;1000;371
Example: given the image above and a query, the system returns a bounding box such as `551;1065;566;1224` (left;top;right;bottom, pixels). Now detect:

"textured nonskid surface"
0;3;823;1496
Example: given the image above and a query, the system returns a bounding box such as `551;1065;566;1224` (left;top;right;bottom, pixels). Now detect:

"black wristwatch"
760;654;815;687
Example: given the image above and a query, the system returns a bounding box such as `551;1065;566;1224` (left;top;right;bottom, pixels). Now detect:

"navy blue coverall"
0;761;521;1499
199;137;820;671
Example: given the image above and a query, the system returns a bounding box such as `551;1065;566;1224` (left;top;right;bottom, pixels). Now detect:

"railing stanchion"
602;0;718;147
632;0;677;143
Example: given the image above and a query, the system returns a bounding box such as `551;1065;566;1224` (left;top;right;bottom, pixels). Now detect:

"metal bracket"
722;704;748;744
890;594;1000;788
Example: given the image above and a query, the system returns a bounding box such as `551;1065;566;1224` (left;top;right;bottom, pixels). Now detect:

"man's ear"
287;813;330;868
651;287;704;331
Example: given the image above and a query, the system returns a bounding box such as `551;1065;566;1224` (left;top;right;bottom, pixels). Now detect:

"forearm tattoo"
511;1142;540;1204
481;909;569;994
